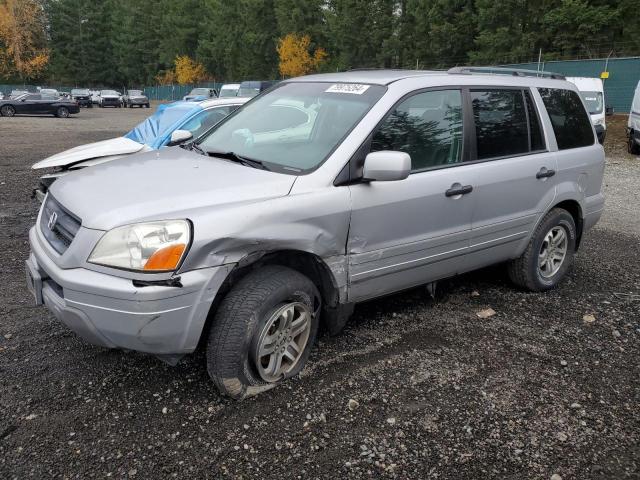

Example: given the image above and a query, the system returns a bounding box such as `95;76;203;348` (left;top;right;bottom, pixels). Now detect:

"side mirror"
168;129;193;146
605;105;614;116
363;151;411;182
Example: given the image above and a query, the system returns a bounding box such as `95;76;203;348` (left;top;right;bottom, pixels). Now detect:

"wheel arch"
198;249;346;348
550;199;584;250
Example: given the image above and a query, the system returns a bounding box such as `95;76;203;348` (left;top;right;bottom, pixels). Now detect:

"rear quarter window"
538;88;594;150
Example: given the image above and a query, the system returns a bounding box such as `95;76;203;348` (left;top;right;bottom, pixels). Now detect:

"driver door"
347;89;475;302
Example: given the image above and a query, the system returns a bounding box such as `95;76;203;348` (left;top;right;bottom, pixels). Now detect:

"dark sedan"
0;93;80;118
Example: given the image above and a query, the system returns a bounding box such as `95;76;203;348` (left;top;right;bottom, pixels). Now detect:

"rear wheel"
55;106;69;118
628;131;640;155
1;105;15;117
508;208;576;291
145;103;150;108
206;265;321;400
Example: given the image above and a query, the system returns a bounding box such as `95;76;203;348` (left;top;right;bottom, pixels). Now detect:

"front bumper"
26;226;233;355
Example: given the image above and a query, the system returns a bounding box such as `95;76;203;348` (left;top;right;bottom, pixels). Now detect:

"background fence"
503;56;640;113
3;56;640;110
0;82;229;102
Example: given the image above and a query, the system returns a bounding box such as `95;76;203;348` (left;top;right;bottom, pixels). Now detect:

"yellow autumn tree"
155;69;176;85
174;55;208;85
277;34;327;78
0;0;49;80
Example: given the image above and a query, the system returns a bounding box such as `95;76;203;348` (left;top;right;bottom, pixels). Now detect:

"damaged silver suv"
26;68;605;399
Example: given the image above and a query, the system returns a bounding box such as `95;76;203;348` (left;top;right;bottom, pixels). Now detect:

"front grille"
40;195;82;254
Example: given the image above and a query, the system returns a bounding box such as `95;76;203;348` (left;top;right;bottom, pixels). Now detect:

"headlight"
593;118;605;126
88;220;190;272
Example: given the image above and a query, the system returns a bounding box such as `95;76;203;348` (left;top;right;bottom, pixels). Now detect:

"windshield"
129;90;143;95
198;82;386;174
71;89;90;95
238;87;260;98
101;90;118;95
579;91;603;115
219;88;238;98
189;88;209;96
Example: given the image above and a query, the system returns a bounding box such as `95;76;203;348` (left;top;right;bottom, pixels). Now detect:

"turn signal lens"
144;244;186;271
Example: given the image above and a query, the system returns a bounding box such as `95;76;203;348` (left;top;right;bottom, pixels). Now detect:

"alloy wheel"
253;302;312;382
538;226;568;278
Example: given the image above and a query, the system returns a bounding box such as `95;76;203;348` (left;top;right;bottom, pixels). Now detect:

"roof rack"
447;66;565;80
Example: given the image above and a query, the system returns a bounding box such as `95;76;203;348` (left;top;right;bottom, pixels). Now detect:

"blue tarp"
124;101;203;149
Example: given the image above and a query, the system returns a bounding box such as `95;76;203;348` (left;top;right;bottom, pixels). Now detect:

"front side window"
471;89;529;160
539;88;594;150
371;89;463;171
198;82;386;173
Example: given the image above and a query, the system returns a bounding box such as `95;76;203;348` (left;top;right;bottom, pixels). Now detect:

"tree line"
1;0;639;87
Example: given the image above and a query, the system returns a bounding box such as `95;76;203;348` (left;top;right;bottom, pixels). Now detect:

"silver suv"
26;68;605;399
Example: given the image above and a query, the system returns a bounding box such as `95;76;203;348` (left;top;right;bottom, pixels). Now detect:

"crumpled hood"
32;137;145;169
49;147;296;230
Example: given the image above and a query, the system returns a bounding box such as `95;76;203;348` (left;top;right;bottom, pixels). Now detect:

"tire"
145;104;150;108
207;265;321;400
1;105;15;117
628;131;640;155
508;208;576;291
55;106;69;118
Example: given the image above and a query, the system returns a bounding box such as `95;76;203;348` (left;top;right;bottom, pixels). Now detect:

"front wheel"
55;106;70;118
1;105;15;117
508;208;576;291
206;265;321;400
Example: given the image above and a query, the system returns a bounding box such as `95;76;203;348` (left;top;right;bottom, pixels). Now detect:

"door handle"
536;168;556;179
445;184;473;197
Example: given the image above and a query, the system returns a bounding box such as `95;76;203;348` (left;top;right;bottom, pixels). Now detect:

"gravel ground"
1;108;639;479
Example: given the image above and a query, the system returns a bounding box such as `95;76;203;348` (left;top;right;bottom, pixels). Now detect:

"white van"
567;77;606;143
628;80;640;154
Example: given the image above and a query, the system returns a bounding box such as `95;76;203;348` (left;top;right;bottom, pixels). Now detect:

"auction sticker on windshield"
325;84;370;94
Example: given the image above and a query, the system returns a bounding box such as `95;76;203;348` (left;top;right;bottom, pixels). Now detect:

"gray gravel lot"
1;108;639;479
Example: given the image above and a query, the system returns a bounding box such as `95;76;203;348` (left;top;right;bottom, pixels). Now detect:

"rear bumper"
26;226;233;355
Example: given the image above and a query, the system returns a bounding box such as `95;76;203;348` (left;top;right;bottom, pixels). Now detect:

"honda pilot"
26;68;605;399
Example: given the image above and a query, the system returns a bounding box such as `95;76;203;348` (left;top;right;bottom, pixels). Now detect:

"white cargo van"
567;77;606;143
628;80;640;154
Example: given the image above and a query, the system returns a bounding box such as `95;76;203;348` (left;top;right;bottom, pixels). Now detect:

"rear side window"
538;88;594;150
470;89;528;160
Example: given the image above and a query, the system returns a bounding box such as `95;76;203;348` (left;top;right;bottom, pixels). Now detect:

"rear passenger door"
463;88;558;271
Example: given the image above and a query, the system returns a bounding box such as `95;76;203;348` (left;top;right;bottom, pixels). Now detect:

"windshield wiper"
180;142;206;156
206;150;269;170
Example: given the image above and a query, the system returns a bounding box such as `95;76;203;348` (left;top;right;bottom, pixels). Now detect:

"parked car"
90;90;101;104
25;69;604;399
183;87;218;101
627;80;640;155
71;88;93;107
0;92;80;118
39;88;59;97
123;89;150;108
566;76;607;143
219;83;240;97
10;89;29;99
98;89;122;107
238;80;277;97
32;97;249;200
